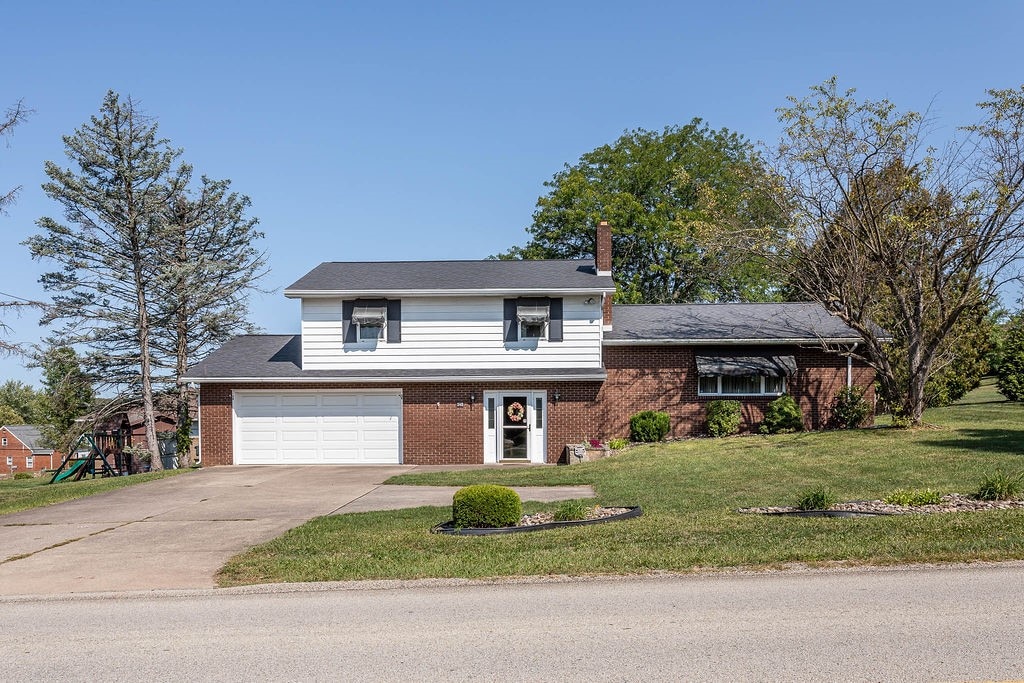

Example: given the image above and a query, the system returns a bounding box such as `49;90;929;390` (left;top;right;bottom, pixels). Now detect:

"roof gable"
1;425;52;454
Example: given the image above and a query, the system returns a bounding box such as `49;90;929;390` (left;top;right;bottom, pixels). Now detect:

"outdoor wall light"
553;390;560;403
584;297;596;305
469;392;476;404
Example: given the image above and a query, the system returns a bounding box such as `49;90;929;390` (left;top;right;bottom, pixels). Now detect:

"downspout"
847;343;858;388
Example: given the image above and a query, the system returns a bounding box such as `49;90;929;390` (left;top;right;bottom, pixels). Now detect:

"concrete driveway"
0;466;594;597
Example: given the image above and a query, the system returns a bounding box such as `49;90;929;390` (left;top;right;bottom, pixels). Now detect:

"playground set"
48;433;133;484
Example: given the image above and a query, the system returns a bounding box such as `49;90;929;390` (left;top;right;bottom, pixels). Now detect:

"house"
82;394;199;465
1;425;58;475
182;222;876;466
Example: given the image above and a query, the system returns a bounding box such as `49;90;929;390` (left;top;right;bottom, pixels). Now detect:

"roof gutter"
179;371;609;384
602;337;870;346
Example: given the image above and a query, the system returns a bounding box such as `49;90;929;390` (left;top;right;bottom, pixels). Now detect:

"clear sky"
2;1;1022;386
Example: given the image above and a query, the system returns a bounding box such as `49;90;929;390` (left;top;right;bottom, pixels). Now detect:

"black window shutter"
386;300;401;343
549;297;563;342
503;299;518;342
342;300;356;343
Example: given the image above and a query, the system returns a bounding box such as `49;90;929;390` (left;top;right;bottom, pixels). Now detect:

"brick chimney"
596;221;613;329
596;220;612;275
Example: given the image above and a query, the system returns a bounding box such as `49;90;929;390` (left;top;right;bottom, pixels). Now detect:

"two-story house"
1;425;58;475
183;223;875;466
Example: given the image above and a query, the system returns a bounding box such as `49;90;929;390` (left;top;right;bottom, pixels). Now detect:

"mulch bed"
739;494;1024;516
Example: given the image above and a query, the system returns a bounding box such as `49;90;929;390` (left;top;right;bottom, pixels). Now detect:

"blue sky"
2;1;1022;386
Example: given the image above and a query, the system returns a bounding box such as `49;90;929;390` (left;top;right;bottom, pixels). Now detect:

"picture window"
698;375;786;396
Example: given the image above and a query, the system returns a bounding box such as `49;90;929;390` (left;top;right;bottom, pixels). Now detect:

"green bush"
996;315;1024;401
889;413;913;429
705;400;741;437
974;470;1024;501
759;394;804;434
608;437;629;450
553;500;590;522
452;485;523;528
884;488;943;506
13;471;34;480
629;411;670;442
830;386;871;429
794;486;838;511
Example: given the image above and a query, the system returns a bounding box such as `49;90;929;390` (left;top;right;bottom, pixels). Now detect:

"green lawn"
0;469;192;516
218;380;1024;586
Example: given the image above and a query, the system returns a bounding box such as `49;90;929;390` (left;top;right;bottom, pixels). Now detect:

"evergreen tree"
24;91;188;468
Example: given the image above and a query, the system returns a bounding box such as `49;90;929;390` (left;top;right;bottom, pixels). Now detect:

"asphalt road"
2;564;1022;682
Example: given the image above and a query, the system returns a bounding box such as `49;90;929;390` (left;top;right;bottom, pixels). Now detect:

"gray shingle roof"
182;335;607;381
605;303;864;343
285;259;615;294
2;425;51;453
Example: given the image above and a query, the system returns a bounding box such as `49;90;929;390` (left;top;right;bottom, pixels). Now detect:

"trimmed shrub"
884;488;943;506
452;485;523;528
759;394;804;434
706;400;741;437
974;470;1024;501
830;386;871;429
13;471;34;480
629;411;670;442
553;500;590;522
794;486;838;511
608;437;629;450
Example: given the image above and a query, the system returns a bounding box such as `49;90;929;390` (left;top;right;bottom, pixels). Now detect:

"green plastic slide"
52;459;89;483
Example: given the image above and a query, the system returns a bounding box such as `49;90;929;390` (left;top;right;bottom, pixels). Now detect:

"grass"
218;379;1024;586
0;469;192;516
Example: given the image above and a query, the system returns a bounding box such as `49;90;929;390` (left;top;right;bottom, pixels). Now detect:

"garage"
233;390;402;464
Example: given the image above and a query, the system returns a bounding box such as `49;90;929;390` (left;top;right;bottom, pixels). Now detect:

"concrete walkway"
0;466;594;596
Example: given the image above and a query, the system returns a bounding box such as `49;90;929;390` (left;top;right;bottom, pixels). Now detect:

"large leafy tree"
501;121;788;303
0;380;45;424
767;79;1024;423
153;175;266;466
25;91;188;469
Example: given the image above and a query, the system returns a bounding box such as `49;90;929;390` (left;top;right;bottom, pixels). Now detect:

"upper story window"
352;304;387;342
517;303;550;340
1;437;6;446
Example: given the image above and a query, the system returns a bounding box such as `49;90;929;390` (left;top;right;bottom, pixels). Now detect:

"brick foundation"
198;345;875;466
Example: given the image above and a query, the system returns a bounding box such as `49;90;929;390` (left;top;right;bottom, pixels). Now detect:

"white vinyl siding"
300;295;602;370
233;390;402;464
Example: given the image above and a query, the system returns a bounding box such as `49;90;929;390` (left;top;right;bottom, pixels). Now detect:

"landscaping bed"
217;381;1024;587
741;494;1024;517
433;506;641;535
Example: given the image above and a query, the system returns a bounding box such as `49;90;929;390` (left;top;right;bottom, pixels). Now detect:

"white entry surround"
233;389;403;464
482;391;547;464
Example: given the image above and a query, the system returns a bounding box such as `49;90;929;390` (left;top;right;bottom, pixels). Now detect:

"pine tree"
24;91;188;468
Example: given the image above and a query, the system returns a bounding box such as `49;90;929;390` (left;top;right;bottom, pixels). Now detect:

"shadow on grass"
925;428;1024;456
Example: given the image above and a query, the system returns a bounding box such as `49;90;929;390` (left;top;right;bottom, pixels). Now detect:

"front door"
483;391;547;464
500;395;530;460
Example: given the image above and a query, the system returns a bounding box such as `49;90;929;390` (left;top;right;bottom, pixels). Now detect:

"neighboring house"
0;425;58;474
82;394;199;465
183;223;876;466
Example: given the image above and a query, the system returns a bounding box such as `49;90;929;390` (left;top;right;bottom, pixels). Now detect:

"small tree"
36;343;94;451
996;314;1024;401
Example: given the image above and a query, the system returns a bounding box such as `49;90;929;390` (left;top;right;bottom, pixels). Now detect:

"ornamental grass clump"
974;470;1024;501
794;486;838;511
629;411;670;442
553;500;590;522
452;484;523;528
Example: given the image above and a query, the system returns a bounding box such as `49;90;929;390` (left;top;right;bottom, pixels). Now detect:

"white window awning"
517;304;550;324
352;305;387;326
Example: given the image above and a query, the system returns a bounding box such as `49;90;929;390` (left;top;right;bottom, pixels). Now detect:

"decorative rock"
739;493;1024;516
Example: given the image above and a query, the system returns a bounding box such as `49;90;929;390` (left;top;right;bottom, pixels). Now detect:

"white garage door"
233;391;402;464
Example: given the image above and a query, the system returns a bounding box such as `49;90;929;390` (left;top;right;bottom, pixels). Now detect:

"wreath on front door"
506;401;525;423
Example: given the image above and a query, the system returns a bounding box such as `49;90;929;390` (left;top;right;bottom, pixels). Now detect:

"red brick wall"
0;427;55;475
198;346;876;467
